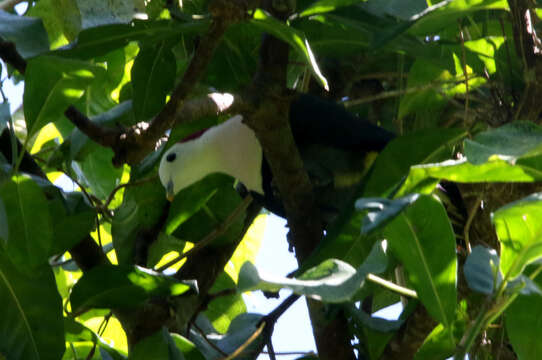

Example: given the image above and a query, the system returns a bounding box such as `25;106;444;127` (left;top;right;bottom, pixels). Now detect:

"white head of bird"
158;115;264;201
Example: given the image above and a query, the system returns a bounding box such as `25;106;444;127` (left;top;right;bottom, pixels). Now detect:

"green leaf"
398;158;542;197
131;42;176;121
464;245;502;295
251;9;328;90
239;242;387;303
64;318;126;360
190;313;265;359
111;177;168;265
465;122;542;165
74;145;124;199
23;56;101;138
130;328;185;360
493;193;542;280
0;10;50;58
47;189;96;255
239;260;361;303
0;249;64;360
205;272;246;334
364;128;466;197
0;174;53;272
300;0;367;17
408;0;509;36
355;194;420;234
506;277;542;360
383;195;457;327
0;102;10;135
70;264;194;313
56;20;208;60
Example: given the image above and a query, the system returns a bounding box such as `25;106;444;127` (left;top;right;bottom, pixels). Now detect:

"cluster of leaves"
2;0;542;359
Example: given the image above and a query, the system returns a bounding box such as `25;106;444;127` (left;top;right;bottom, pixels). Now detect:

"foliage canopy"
2;0;542;359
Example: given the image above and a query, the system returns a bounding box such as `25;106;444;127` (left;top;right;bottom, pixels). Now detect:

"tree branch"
239;3;355;359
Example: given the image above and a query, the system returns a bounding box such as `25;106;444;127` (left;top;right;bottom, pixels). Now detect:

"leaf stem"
366;273;418;299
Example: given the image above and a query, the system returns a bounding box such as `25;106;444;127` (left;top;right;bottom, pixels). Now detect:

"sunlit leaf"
493;193;542;280
383;195;456;327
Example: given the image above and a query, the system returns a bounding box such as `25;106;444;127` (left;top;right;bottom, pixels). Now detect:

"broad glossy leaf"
0;174;53;272
251;9;328;90
23;56;101;137
190;313;264;360
131;42;176;121
506;276;542;360
205;272;246;334
0;250;64;360
364;128;466;197
64;318;126;360
465;122;542;165
70;264;194;313
355;194;420;234
300;0;365;17
111;177;168;265
46;189;96;255
130;328;184;360
0;10;49;58
240;242;387;303
383;195;456;327
493;193;542;280
74;145;124;199
56;20;208;59
239;260;361;303
464;245;502;295
398;158;542;196
408;0;508;36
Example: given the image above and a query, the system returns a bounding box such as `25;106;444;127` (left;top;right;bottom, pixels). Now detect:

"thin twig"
192;322;228;356
156;195;253;272
103;175;157;209
221;321;266;360
458;22;470;127
463;195;482;254
266;340;277;360
366;273;418;299
262;351;316;356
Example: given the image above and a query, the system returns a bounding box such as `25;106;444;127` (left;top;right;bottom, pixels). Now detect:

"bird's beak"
166;180;175;202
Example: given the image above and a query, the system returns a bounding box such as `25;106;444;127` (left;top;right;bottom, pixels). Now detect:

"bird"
158;94;396;221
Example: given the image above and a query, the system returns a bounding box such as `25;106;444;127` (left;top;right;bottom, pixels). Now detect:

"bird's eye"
166;153;177;162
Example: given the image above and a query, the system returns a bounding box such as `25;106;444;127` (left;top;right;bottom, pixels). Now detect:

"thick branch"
508;0;542;122
242;13;355;360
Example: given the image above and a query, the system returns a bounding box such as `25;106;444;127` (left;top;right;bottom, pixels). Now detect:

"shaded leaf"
70;264;195;313
465;122;542;165
0;174;53;272
0;250;64;360
112;177;168;265
131;42;176;121
23;56;101;137
464;245;502;295
506;276;542;360
0;10;49;58
56;20;208;59
355;194;420;234
130;328;185;360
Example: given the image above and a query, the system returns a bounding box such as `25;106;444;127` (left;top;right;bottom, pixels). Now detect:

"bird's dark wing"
289;94;395;152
